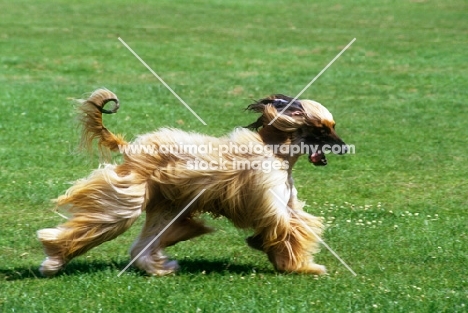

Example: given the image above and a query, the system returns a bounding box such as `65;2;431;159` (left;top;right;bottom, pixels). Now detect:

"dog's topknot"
246;95;320;132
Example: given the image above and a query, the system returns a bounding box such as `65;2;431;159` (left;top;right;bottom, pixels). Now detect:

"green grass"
1;0;467;312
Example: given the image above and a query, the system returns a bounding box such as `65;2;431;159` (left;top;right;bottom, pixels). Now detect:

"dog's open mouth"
309;151;327;166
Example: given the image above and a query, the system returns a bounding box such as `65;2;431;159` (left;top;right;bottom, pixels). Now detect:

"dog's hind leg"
130;206;213;276
129;213;177;276
160;217;214;247
37;166;146;276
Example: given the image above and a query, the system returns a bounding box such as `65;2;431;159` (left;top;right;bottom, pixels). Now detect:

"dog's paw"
39;257;64;277
151;260;179;276
303;263;327;275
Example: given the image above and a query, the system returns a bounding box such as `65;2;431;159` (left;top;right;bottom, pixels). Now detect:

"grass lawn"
0;0;467;312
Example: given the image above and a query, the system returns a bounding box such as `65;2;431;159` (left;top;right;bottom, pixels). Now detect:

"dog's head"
246;94;347;166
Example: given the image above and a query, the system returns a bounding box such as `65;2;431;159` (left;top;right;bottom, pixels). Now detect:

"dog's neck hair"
258;125;290;146
258;125;302;169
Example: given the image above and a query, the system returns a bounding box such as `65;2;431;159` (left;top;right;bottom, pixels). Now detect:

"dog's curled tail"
78;88;127;154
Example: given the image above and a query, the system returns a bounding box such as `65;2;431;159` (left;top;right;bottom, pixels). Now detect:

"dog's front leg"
265;208;326;275
249;183;326;275
247;181;304;252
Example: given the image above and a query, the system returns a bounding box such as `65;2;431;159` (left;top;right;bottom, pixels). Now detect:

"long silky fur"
77;89;127;156
37;89;341;277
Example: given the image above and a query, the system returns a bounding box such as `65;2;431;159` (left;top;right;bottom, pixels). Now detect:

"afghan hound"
37;89;347;276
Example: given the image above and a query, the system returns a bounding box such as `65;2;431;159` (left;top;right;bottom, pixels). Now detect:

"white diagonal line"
55;211;68;220
118;37;207;126
269;189;357;276
117;188;207;276
268;38;356;125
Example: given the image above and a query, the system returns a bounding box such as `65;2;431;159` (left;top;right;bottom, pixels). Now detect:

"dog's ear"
245;95;306;130
246;94;304;116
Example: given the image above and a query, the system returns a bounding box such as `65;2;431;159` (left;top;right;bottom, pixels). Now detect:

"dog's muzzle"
309;143;348;166
309;150;327;166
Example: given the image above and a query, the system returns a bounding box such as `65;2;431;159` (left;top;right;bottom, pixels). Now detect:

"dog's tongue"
310;152;322;163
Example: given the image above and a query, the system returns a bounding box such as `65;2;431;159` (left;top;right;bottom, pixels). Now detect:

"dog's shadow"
177;258;273;275
0;258;274;281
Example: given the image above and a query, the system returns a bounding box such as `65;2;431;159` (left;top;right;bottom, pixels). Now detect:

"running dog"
37;89;347;276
